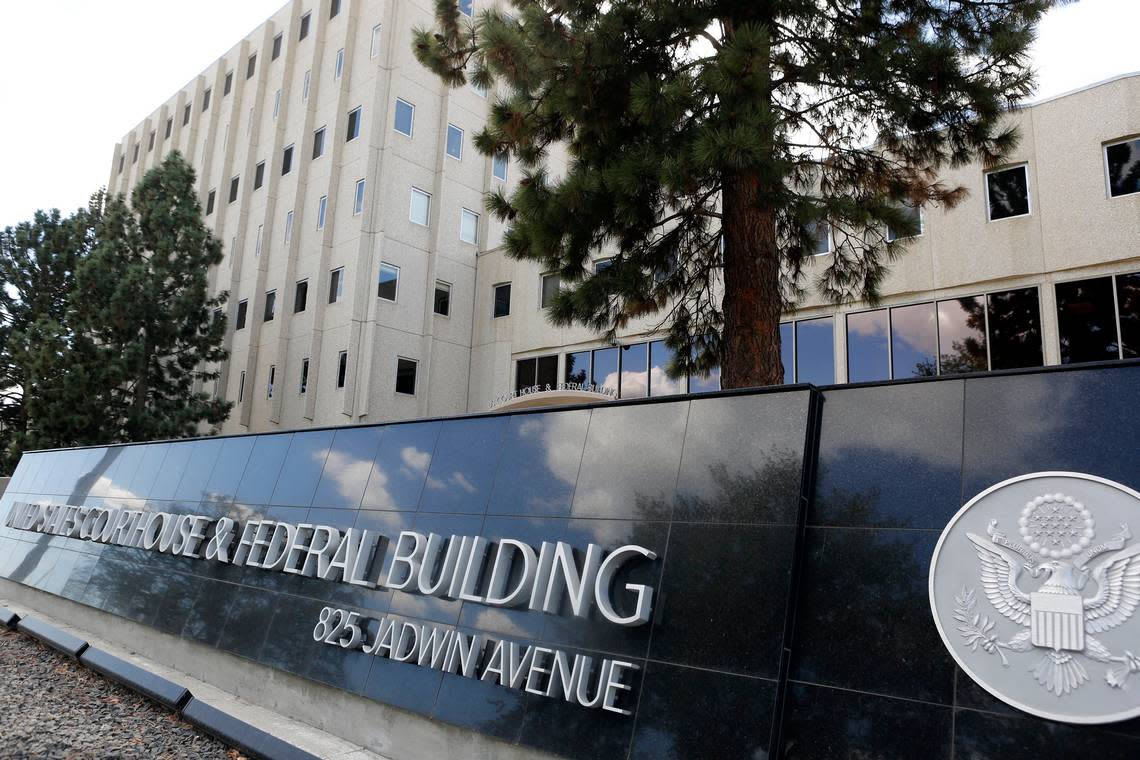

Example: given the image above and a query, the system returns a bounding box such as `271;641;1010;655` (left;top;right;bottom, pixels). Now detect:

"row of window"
234;351;418;404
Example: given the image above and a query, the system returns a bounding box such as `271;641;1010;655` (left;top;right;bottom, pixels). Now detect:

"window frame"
334;48;345;80
281;143;294;175
1103;135;1140;200
238;370;246;402
1054;272;1130;363
353;178;366;215
228;175;240;204
316;195;328;230
328;267;345;304
459;207;479;244
886;205;924;243
434;280;451;317
445;123;463;160
492;151;508;181
267;364;275;399
223;71;233;96
272;89;282;119
302;69;311;101
984;163;1032;222
247;53;257;79
493;282;512;319
272;32;283;60
312;126;326;159
336;350;349;389
253;160;266;190
299;357;310;395
395;357;418;396
294;279;308;313
299;11;311;41
807;220;832;256
205;190;216;216
284;209;294;244
377;262;400;302
540;272;561;309
263;289;276;322
165;117;173;139
370;24;382;58
254;224;263;257
393;98;415;137
235;299;248;330
409;187;432;226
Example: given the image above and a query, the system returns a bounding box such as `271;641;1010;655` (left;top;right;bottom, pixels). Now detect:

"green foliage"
414;0;1054;386
0;153;231;473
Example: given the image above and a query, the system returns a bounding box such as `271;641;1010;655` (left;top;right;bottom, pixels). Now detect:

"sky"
0;0;1137;229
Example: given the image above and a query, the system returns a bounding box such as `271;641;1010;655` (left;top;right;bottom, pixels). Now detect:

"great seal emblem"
930;472;1140;724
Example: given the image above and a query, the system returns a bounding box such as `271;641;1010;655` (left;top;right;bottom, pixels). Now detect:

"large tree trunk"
720;169;784;389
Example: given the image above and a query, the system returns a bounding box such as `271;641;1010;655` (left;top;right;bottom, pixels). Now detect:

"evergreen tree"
73;152;231;442
414;0;1054;386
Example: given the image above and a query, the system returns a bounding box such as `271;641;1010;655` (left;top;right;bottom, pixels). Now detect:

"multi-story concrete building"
108;0;1140;435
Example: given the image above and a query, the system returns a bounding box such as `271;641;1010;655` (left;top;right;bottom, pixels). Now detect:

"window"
492;151;508;181
493;283;511;318
238;371;246;402
317;195;327;229
540;273;560;308
330;0;341;18
334;48;344;80
394;98;414;136
470;71;488;98
236;299;248;329
299;12;311;40
592;347;618;393
148;130;155;151
346;106;361;141
1105;137;1140;198
118;154;124;174
410;188;431;226
1057;276;1119;364
618;343;649;398
515;355;558;392
284;210;294;244
353;179;366;215
594;258;614;273
294;279;308;312
649;340;684;396
329;267;345;303
224;71;233;96
458;208;479;244
986;287;1042;369
846;303;938;382
299;358;309;394
183;103;191;125
228;176;240;203
267;365;275;398
1119;273;1140;359
312;127;326;159
254;161;265;190
254;224;263;257
459;0;473;17
806;220;831;255
281;144;294;175
395;358;417;395
263;290;276;321
165;117;173;139
446;124;463;159
565;351;590;385
273;89;282;119
378;262;399;301
272;32;283;60
205;190;216;215
247;53;257;79
133;144;139;163
434;281;451;316
789;317;835;384
370;24;382;58
336;351;348;388
986;165;1030;220
886;205;923;242
302;70;312;102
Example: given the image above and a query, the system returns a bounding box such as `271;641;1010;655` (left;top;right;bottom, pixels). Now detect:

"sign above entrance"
490;382;616;411
929;472;1140;724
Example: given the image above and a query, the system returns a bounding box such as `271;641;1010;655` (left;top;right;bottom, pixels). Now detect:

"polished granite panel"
629;662;775;760
954;706;1140;759
234;434;292;505
311;427;384;510
204;437;256;505
360;421;441;510
515;667;643;760
814;381;964;529
125;443;170;500
432;671;527;743
781;682;952;760
790;526;954;704
675;392;809;524
571;402;689;520
270;431;335;507
418;416;507;514
174;439;224;503
216;585;276;660
485;410;591;519
148;441;195;501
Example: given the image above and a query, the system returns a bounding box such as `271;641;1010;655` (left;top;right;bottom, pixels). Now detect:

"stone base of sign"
0;578;554;760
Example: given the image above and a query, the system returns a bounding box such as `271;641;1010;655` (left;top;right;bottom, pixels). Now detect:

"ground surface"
0;627;244;759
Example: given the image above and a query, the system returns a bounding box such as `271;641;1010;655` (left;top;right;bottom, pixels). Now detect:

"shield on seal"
1030;591;1085;651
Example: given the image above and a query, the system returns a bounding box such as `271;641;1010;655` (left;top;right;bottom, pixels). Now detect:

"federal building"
2;2;1138;760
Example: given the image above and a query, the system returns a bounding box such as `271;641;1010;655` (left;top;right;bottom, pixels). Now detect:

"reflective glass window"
986;287;1042;370
592;347;620;395
846;309;889;383
619;343;648;398
395;358;417;395
1118;272;1140;359
795;317;835;385
890;301;938;377
540;273;560;309
986;165;1030;220
649;340;684;396
779;322;793;383
937;297;987;374
1056;277;1118;364
394;99;414;136
564;351;590;385
1105;138;1140;198
377;263;399;301
445;124;463;159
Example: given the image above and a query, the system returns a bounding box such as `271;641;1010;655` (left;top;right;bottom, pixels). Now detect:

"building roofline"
1020;70;1139;108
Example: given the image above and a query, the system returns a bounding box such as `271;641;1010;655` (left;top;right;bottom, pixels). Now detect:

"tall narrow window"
986;287;1042;370
183;103;191;125
267;365;275;398
281;144;294;175
346;106;361;141
205;190;216;215
1105;137;1140;198
330;0;341;18
329;267;345;303
312;126;326;159
263;290;276;321
133;144;139;163
434;281;451;316
986;165;1030;220
223;71;233;96
890;302;937;378
299;358;309;394
410;188;431;226
118;155;124;174
395;358;417;395
272;89;282;119
299;11;311;40
228;176;240;203
254;224;263;257
846;309;890;383
238;371;246;402
492;151;508;181
1057;277;1119;364
317;195;327;229
334;48;344;80
795;317;835;384
493;283;511;318
148;130;155;151
294;279;308;312
247;53;257;79
937;297;987;374
284;210;294;244
370;24;382;58
165;117;173;139
378;263;399;301
540;273;560;308
394;98;414;136
353;179;366;215
649;340;683;396
336;351;348;388
459;208;479;244
253;161;265;190
886;205;923;242
272;32;283;60
806;220;831;255
446;124;463;159
302;70;311;101
236;299;248;330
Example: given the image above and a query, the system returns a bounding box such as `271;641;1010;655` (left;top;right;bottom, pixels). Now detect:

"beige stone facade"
108;0;1140;434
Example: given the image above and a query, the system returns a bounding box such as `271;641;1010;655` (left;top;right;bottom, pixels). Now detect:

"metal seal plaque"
930;472;1140;724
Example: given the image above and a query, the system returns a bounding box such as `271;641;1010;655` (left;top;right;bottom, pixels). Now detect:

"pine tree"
73;152;231;442
414;0;1054;387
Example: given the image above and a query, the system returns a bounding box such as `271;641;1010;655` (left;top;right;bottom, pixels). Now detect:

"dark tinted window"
565;350;590;384
253;161;265;190
493;283;511;317
202;88;211;111
148;130;155;151
779;322;793;384
183;103;191;125
1057;277;1118;364
846;309;889;383
312;127;325;159
1119;273;1140;359
299;12;311;40
294;280;308;313
263;290;276;322
795;317;834;385
247;53;257;79
330;0;341;18
205;190;215;215
328;268;343;303
336;351;348;388
1106;138;1140;198
272;33;282;60
165;117;172;138
890;302;937;377
395;358;417;395
346;107;361;141
236;299;248;330
281;145;293;175
986;165;1029;220
223;71;233;96
936;297;986;373
619;342;648;398
987;287;1042;370
433;282;450;316
228;176;239;203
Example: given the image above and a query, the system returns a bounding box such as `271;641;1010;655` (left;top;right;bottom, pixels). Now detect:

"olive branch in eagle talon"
954;587;1031;667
